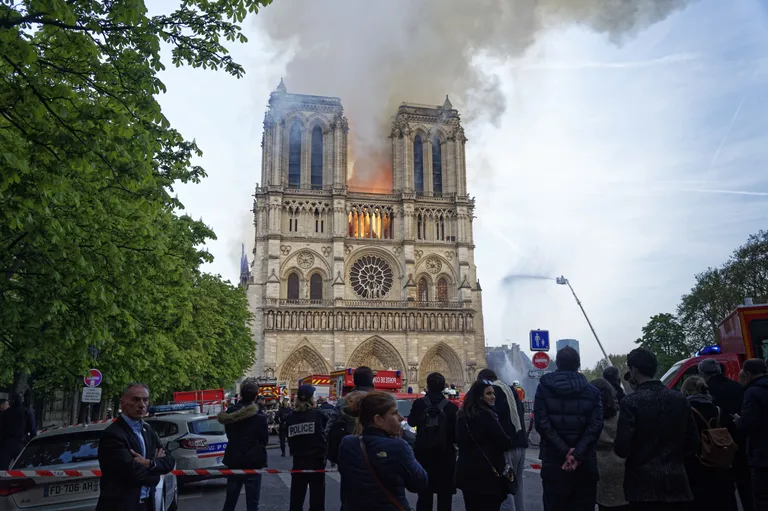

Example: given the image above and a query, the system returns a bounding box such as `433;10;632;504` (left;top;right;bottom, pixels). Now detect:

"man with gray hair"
97;383;175;510
698;358;751;511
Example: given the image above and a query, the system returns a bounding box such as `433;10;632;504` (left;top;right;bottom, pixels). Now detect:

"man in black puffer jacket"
735;358;768;511
534;346;603;511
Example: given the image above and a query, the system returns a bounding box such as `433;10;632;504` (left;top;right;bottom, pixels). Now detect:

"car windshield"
396;399;414;418
13;430;102;468
189;418;226;436
660;361;684;386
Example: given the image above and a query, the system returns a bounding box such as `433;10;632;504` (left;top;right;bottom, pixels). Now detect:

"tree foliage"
636;230;768;373
581;354;628;383
0;0;268;396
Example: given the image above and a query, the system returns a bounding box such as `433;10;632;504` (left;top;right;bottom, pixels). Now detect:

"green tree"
581;354;628;383
1;1;268;396
635;313;692;377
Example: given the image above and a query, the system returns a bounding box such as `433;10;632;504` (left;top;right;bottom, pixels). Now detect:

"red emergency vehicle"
172;389;226;413
299;374;332;399
330;368;403;398
662;302;768;391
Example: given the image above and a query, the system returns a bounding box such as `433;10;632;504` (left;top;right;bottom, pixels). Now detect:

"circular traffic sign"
84;368;102;388
532;352;550;370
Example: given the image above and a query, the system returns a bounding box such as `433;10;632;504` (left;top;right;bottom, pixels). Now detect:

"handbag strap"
691;405;721;430
463;416;501;477
359;436;407;511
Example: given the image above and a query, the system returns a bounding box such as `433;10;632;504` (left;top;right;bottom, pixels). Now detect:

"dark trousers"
416;491;452;511
290;472;325;511
542;477;597;511
223;474;262;511
279;424;288;455
462;491;505;511
630;503;689;511
752;467;768;511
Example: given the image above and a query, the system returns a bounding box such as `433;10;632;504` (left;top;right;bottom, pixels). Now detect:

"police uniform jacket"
285;408;328;469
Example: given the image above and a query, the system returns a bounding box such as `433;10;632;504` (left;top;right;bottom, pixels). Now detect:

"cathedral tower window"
417;213;423;240
287;272;300;300
432;135;442;196
414;135;424;196
418;277;428;301
288;207;298;232
288;122;301;189
437;277;448;302
310;273;323;300
437;214;445;241
311;126;323;190
314;208;324;233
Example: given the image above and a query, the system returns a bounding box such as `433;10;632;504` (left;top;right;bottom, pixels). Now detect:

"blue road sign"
530;330;550;352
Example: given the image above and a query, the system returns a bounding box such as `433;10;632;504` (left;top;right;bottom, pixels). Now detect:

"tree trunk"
12;371;29;396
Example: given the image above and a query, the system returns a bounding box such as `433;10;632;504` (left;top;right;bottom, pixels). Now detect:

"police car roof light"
148;403;200;414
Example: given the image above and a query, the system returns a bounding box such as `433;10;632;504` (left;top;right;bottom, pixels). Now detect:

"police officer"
286;385;328;511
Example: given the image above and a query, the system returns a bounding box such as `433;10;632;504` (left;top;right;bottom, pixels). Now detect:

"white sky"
158;0;768;368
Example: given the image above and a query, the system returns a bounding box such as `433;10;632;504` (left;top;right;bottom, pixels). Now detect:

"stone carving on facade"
349;255;394;299
265;309;473;334
425;257;442;274
414;250;423;260
280;245;292;256
393;246;402;256
297;251;314;269
445;251;454;261
264;366;276;379
408;365;419;382
321;246;332;257
344;244;352;257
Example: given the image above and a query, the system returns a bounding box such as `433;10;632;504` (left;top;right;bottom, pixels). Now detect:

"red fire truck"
172;389;226;414
299;374;332;399
662;302;768;391
330;368;403;398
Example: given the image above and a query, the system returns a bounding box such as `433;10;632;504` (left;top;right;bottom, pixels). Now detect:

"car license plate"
44;479;100;498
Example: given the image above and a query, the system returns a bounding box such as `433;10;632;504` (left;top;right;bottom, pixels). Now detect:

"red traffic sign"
84;368;102;388
532;352;550;370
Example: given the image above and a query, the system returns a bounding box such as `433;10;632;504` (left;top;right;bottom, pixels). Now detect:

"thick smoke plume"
257;0;690;189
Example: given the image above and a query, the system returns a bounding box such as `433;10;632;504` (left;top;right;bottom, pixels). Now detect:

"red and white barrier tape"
0;468;337;479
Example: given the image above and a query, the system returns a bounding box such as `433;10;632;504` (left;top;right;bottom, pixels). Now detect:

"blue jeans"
222;474;262;511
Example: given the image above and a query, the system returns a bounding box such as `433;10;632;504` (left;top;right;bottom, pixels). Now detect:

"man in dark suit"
96;383;175;511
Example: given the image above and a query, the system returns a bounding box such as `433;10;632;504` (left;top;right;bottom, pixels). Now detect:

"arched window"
414;135;424;195
288;122;302;188
437;278;448;302
311;126;323;190
432;135;442;196
418;278;428;302
287;273;300;300
314;208;322;233
310;273;323;300
417;213;423;240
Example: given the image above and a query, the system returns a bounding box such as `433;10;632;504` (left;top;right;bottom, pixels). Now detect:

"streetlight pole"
556;276;613;367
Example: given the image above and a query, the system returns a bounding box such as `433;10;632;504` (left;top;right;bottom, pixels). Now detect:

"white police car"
145;404;228;484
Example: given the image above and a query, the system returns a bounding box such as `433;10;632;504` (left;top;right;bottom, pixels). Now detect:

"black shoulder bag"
464;416;518;495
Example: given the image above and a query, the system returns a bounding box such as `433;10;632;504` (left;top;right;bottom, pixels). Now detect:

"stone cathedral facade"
244;80;485;392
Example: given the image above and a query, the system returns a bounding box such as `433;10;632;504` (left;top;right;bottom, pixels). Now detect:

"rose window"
350;255;394;299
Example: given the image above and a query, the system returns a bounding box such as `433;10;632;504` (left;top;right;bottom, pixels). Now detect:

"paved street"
179;438;545;510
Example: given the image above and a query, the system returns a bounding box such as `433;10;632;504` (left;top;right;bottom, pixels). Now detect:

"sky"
156;0;768;369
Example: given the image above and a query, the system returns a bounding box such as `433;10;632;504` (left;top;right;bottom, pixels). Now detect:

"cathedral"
243;80;486;392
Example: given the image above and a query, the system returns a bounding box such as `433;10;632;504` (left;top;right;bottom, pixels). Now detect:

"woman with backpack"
407;372;459;511
455;380;514;511
338;391;428;510
681;376;738;511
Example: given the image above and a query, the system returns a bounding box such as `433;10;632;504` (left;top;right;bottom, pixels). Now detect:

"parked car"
145;404;228;484
0;422;177;511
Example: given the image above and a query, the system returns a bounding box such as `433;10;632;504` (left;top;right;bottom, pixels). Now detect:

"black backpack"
415;397;449;451
326;418;348;464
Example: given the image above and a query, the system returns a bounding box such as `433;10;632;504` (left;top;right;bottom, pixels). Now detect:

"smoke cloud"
256;0;691;189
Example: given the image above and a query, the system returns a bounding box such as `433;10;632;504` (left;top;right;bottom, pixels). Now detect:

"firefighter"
285;385;329;511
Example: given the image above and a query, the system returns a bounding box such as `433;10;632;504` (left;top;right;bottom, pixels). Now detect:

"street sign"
81;386;103;403
530;330;550;352
84;368;102;388
528;369;546;379
532;352;551;369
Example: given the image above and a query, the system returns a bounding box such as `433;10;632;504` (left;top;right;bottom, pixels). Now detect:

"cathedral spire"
443;95;453;110
239;243;251;287
276;77;287;94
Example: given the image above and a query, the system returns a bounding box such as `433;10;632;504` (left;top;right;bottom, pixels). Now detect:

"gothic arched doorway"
419;342;465;390
278;343;331;392
347;336;406;388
